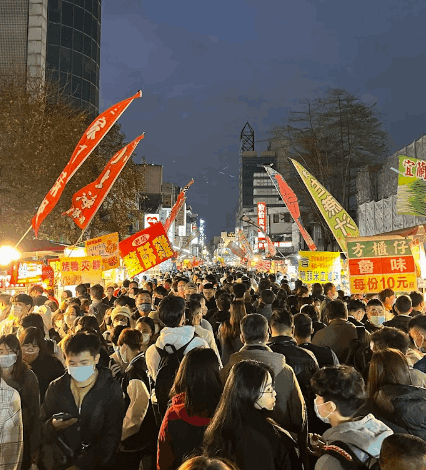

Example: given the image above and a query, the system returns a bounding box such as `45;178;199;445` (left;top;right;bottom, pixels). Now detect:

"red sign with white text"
119;223;175;276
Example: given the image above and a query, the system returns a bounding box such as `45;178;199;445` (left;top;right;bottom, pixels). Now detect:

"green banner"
291;159;359;252
396;155;426;216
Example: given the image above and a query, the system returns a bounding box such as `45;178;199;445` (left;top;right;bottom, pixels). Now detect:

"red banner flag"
266;236;277;257
164;179;194;232
63;134;145;229
31;90;143;237
119;222;175;277
263;165;317;251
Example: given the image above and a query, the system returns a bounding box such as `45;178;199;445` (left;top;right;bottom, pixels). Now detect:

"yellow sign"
59;256;103;286
85;233;120;270
298;251;341;284
350;273;417;294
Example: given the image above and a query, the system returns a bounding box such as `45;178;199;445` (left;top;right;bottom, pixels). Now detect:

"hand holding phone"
52;412;78;431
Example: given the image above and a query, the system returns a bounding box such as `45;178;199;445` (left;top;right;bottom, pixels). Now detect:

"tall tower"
237;122;255;227
240;122;254;153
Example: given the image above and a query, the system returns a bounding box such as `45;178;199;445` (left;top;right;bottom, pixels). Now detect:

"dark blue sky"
100;0;426;239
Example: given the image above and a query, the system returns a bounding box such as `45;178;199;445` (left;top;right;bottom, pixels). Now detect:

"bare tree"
0;70;142;243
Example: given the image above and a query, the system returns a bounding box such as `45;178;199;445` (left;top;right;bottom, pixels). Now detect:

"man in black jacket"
40;332;125;470
383;295;413;333
268;309;319;388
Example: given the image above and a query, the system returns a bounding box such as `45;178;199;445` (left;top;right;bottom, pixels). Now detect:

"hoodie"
315;414;393;470
157;393;211;470
146;325;208;380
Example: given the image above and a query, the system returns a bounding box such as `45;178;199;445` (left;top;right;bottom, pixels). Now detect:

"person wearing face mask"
363;299;386;333
58;305;83;352
312;300;358;363
39;331;125;470
135;290;154;318
117;328;158;468
110;306;132;329
0;334;40;470
153;286;168;311
311;365;393;470
0;293;33;337
135;317;156;352
204;360;303;470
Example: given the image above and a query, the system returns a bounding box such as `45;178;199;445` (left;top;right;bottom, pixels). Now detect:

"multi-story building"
237;149;298;254
0;0;101;116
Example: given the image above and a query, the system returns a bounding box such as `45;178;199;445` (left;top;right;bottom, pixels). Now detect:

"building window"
273;214;279;224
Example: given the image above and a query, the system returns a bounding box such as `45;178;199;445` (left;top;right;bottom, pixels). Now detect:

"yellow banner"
59;256;103;286
291;159;359;252
298;251;341;284
85;233;120;270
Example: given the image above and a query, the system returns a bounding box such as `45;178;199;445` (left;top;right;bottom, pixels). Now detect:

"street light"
0;245;21;266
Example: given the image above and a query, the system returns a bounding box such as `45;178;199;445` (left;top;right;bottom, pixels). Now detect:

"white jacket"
145;325;208;380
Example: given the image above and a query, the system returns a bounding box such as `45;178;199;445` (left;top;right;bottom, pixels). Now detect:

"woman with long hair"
218;301;246;366
158;348;223;470
359;348;426;439
0;334;40;470
185;300;221;366
19;326;64;402
203;360;302;470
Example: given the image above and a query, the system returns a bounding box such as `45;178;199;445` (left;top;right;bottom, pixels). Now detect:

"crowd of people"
2;270;426;470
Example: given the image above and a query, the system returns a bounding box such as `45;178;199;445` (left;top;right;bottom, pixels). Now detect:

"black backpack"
155;336;195;417
322;440;380;470
345;326;372;372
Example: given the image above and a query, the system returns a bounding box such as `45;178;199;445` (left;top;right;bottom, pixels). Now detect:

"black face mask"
154;297;161;306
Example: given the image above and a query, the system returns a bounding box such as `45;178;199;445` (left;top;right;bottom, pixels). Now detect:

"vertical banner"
119;222;175;277
347;237;417;294
237;230;253;256
263;165;316;251
164;180;194;232
291;159;359;252
32;91;143;236
85;233;120;270
257;202;267;249
64;134;145;229
298;251;341;284
396;155;426;216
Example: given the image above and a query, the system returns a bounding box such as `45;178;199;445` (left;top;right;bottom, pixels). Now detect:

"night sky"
100;0;426;240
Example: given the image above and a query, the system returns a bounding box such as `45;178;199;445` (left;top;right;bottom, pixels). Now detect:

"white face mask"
10;305;25;319
0;353;17;368
314;399;333;424
142;333;151;344
68;363;96;382
370;315;386;326
114;321;128;327
120;346;129;364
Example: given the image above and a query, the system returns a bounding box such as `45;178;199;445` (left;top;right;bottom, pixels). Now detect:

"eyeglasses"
259;385;275;395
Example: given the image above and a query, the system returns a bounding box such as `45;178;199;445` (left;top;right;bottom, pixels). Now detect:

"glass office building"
46;0;101;116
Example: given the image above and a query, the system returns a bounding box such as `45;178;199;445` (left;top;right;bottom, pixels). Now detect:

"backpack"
154;336;195;417
322;440;380;470
345;326;372;372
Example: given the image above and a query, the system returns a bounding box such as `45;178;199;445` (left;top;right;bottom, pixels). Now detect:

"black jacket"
383;315;412;333
40;367;125;470
30;353;65;403
298;342;338;368
268;336;319;394
368;384;426;441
